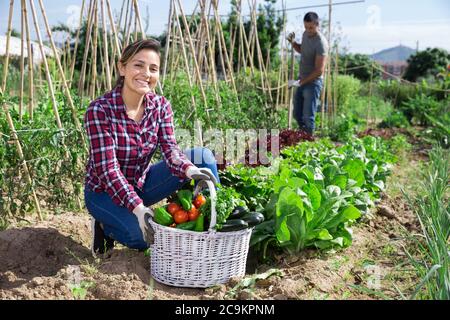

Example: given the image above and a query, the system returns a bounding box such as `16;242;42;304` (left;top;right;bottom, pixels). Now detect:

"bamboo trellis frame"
1;0;349;220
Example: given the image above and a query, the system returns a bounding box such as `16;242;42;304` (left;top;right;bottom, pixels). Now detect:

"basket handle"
193;180;217;232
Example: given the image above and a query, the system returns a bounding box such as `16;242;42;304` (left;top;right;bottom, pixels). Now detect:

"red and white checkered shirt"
84;85;193;212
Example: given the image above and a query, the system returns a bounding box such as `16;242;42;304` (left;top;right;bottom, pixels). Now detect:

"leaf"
342;204;362;220
373;180;385;191
275;187;305;251
326;185;342;197
298;166;315;182
303;183;321;211
343;159;366;187
331;174;348;190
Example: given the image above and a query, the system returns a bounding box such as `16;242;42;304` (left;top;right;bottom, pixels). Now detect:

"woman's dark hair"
115;38;161;87
303;12;319;25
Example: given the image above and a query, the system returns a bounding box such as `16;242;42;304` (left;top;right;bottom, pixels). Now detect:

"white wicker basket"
148;180;253;288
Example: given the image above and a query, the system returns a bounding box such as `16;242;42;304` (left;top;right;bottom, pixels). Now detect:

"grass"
403;146;450;300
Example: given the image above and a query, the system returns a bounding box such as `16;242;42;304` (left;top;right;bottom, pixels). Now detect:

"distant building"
370;45;416;80
0;35;57;65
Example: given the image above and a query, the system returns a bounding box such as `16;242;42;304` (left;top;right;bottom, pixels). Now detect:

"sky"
0;0;449;54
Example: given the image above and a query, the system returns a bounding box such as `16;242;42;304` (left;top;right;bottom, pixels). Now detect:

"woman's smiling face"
119;49;160;96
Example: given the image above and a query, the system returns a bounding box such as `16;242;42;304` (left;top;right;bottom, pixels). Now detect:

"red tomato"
173;210;189;224
188;206;200;221
167;203;182;215
193;194;206;208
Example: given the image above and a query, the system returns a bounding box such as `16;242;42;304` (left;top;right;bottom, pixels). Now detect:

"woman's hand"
186;166;217;185
132;204;154;244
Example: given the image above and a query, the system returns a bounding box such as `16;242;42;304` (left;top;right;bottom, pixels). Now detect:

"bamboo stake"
195;2;206;83
37;0;86;147
173;3;198;118
367;62;374;127
101;0;112;90
212;0;239;102
133;8;138;42
23;0;34;118
122;0;130;43
326;0;333;124
239;7;254;75
168;1;200;83
2;102;42;220
19;4;25;121
133;0;146;39
237;0;243;74
168;6;179;84
162;0;174;84
79;0;96;95
229;0;240;69
1;0;14;93
333;44;339;119
201;0;221;108
124;0;134;47
247;0;271;110
288;45;294;129
98;28;107;91
249;0;273;105
90;2;99;99
176;0;210;120
276;1;287;109
106;0;121;54
69;0;85;85
28;0;64;130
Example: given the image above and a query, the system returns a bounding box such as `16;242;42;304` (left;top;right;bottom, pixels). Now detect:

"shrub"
379;110;410;128
335;75;361;111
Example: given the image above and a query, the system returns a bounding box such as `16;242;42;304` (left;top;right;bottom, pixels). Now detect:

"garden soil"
0;158;420;300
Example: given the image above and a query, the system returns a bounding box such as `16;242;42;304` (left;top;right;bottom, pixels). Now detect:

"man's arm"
300;55;327;86
292;41;301;54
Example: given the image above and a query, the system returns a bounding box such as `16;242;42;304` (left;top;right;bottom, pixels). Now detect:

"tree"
338;53;381;82
403;47;450;82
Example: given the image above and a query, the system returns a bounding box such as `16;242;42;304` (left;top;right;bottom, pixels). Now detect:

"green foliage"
404;147;450;300
220;137;395;257
399;94;447;126
326;114;357;142
334;75;361;111
0;91;88;218
348;95;394;123
200;186;245;230
385;134;412;155
379;110;410;129
403;48;450;82
338;53;382;82
377;80;419;108
164;72;284;131
69;281;94;300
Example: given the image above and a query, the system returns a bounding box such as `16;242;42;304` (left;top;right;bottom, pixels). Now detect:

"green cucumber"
241;212;265;227
194;214;204;232
154;207;174;226
176;221;197;230
218;219;249;232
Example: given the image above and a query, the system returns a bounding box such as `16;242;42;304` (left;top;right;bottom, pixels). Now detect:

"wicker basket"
148;180;253;288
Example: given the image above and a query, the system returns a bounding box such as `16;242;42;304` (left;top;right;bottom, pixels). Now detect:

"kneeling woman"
84;39;219;256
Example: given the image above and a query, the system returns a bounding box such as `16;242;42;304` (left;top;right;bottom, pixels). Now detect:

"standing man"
287;12;328;135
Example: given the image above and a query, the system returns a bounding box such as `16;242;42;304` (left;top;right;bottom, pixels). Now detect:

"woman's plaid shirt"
84;86;193;212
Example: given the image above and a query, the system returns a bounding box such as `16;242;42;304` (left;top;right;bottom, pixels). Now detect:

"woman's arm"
85;103;143;212
157;97;193;178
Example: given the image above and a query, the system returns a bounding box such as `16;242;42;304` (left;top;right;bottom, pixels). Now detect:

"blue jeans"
84;147;220;250
293;78;323;134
